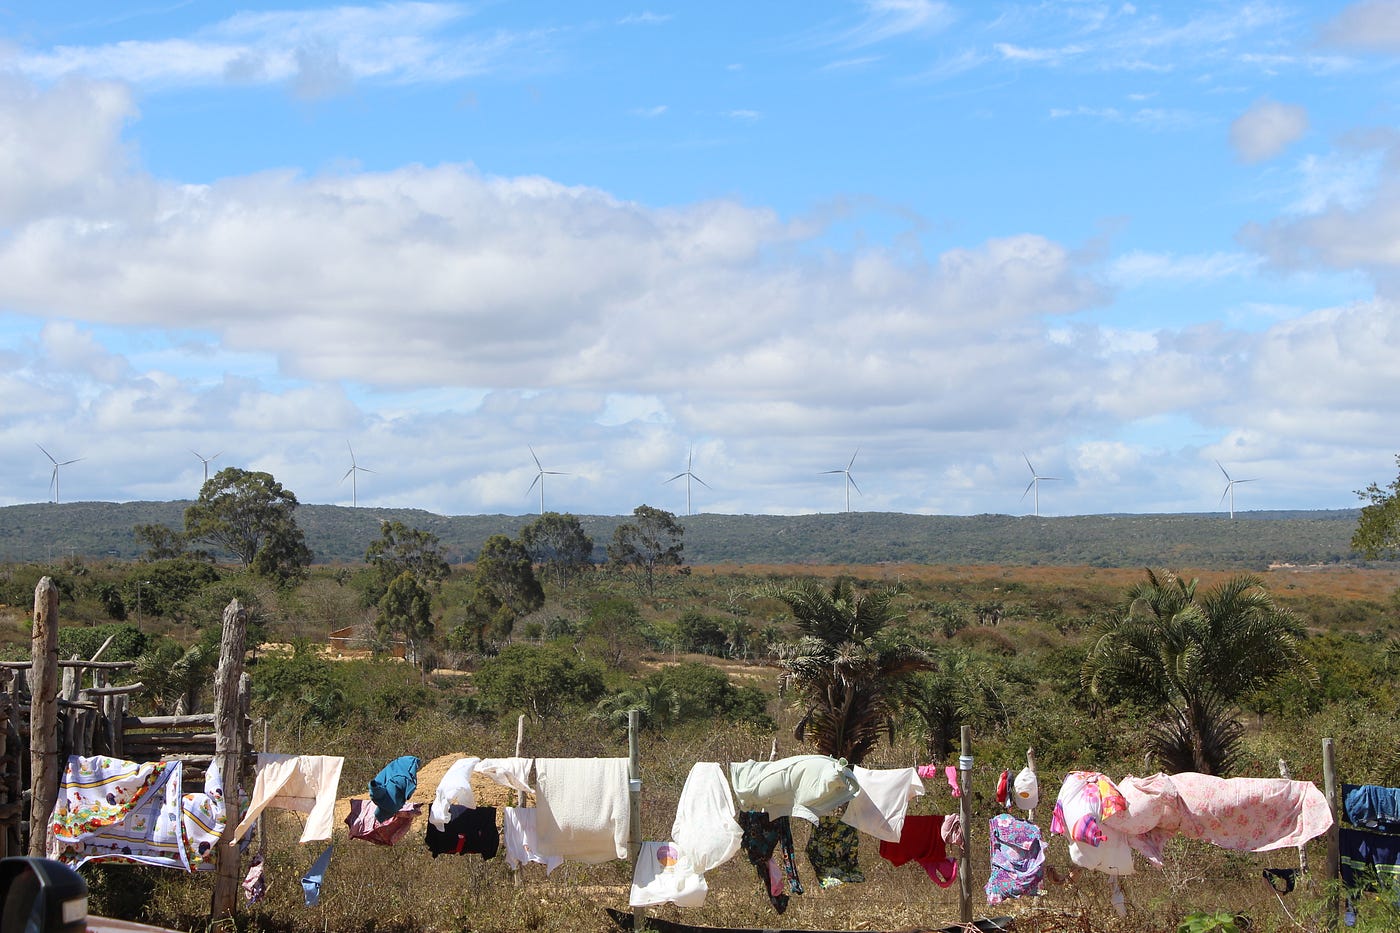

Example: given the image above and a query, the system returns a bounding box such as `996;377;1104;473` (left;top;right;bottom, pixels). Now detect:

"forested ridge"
0;500;1371;568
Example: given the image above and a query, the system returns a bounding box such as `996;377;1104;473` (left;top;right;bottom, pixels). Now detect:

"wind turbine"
822;449;861;513
191;449;222;484
526;446;567;515
340;442;376;508
1021;454;1060;517
37;444;83;504
1215;460;1255;519
665;447;710;516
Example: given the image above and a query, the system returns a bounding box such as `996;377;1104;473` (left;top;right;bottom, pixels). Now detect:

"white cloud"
1230;98;1309;163
1109;250;1260;286
618;12;672;26
631;105;668;118
722;109;762;121
10;3;543;91
1321;0;1400;51
830;0;955;47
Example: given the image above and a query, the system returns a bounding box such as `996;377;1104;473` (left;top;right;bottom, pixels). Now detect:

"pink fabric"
915;764;962;798
345;798;421;846
1114;772;1332;865
940;812;963;848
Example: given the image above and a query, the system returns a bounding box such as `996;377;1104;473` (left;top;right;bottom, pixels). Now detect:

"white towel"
534;758;630;864
842;766;925;843
671;762;741;874
503;806;564;874
478;756;535;796
630;841;708;908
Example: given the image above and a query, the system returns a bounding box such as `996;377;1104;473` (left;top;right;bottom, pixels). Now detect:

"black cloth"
425;805;498;859
737;810;802;914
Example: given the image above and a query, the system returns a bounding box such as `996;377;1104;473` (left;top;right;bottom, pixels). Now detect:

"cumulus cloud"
1230;99;1309;163
1321;0;1400;51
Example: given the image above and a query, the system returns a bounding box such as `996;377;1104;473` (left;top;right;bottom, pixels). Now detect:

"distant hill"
0;501;1374;570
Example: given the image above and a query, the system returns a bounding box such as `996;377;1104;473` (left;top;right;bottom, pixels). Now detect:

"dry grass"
121;740;1362;933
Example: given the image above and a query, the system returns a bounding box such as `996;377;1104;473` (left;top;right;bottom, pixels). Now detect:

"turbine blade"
527;474;542;495
1215;460;1231;481
1219;485;1230;505
820;469;843;475
529;446;543;470
61;458;84;466
37;443;56;465
693;474;711;489
1023;453;1035;474
1237;478;1257;484
847;449;859;470
341;467;355;483
665;473;685;484
1021;479;1035;500
849;476;862;496
360;467;378;474
1043;476;1061;482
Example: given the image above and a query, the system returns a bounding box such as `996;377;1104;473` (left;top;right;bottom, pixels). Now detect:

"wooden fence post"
629;709;644;933
210;599;249;922
1322;737;1339;932
28;577;59;857
958;725;973;925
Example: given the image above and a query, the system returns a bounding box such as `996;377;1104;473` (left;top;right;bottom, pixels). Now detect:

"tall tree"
901;647;1008;761
608;504;684;597
1081;569;1316;776
183;468;312;584
462;535;545;646
377;570;435;677
365;520;451;604
520;512;594;589
132;523;188;561
1353;455;1400;558
767;578;931;765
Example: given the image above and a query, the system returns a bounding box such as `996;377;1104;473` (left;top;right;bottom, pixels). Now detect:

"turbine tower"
822;449;861;513
665;447;710;516
527;446;567;515
37;444;83;504
341;442;376;508
1216;460;1255;520
1021;454;1060;517
191;449;222;484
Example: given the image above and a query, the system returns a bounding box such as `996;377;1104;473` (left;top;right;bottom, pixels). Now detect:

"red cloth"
346;798;421;846
997;770;1010;806
878;814;959;887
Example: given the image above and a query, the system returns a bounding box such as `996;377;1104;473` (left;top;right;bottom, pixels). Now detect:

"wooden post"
1322;737;1339;932
958;725;973;924
1278;758;1309;878
28;577;59;857
512;714;526;889
629;709;644;933
1025;747;1037;822
210;599;249;922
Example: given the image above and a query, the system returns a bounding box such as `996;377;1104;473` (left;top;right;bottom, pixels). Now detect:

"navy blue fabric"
370;755;421;822
1343;784;1400;833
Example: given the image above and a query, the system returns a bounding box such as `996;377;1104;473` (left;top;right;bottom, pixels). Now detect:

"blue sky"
2;0;1400;518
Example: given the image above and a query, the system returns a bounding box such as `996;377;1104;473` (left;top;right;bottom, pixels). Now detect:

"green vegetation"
183;468;312;584
6;499;1400;932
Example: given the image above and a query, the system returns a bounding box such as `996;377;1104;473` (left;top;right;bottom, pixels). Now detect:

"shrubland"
5;542;1400;931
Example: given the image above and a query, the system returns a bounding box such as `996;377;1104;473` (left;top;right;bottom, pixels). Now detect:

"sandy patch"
334;753;533;829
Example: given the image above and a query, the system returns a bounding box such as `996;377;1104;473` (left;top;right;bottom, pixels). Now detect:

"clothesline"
46;727;1358;931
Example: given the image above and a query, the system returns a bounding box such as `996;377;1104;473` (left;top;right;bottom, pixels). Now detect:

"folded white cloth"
671;762;741;874
630;841;707;908
842;766;925;843
534;758;630;864
233;754;344;843
504;806;564;874
478;757;535;796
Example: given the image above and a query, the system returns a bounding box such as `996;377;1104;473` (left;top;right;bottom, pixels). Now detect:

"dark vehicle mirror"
0;856;88;933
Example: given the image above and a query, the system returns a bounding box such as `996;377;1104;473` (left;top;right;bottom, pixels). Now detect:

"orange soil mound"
333;753;531;829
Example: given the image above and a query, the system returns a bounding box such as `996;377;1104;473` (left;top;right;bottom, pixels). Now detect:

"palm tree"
1082;569;1316;775
766;579;931;765
902;647;1009;762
